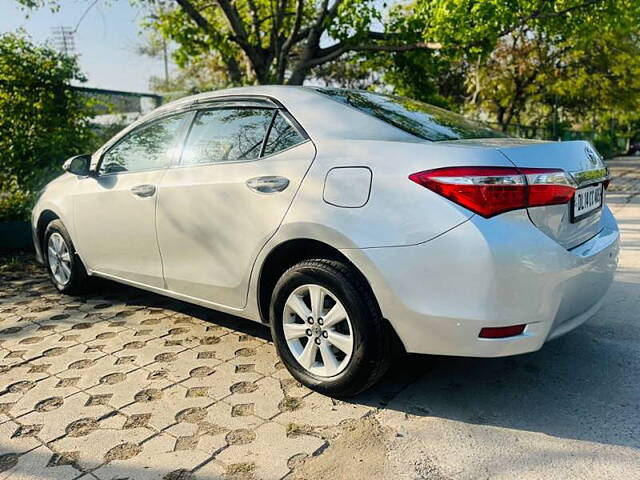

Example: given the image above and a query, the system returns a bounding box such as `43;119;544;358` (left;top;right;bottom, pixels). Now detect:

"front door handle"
130;184;156;198
246;176;290;193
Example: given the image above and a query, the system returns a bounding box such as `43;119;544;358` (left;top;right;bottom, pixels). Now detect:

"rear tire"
270;259;390;397
43;219;89;295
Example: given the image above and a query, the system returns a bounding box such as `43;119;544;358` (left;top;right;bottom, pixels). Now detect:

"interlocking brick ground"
1;159;638;479
0;263;367;479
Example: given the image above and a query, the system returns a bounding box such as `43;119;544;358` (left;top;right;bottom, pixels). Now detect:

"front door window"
100;114;187;174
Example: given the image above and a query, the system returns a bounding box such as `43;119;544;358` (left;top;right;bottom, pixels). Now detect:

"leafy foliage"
0;176;33;223
9;0;640;159
365;0;640;148
410;0;640;55
0;32;95;221
129;0;443;86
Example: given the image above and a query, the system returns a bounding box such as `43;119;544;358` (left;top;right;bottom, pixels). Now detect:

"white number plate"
572;183;603;222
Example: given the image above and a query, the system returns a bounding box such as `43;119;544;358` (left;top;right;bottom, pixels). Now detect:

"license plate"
572;183;603;222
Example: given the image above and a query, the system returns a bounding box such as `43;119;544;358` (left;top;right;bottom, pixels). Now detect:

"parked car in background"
32;86;619;397
627;141;640;156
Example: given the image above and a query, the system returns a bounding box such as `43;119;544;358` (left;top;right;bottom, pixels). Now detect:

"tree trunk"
502;106;515;132
286;66;310;85
496;106;507;132
253;56;273;84
225;56;244;85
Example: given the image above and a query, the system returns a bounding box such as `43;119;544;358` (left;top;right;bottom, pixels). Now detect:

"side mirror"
62;154;92;176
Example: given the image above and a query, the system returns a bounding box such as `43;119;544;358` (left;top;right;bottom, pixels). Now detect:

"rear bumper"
342;206;619;357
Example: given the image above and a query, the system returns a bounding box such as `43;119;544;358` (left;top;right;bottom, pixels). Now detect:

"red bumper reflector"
479;324;526;338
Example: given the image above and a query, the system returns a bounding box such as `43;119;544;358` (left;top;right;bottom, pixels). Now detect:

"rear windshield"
315;88;506;142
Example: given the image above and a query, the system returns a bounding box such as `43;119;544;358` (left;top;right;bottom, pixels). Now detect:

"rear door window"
263;112;306;156
181;108;274;165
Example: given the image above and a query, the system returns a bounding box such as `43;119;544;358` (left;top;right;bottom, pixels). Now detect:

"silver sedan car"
32;86;619;396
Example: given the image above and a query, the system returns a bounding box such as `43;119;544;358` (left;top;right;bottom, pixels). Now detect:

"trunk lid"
443;139;609;249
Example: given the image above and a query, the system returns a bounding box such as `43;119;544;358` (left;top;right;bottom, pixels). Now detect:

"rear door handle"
246;176;290;193
130;184;156;198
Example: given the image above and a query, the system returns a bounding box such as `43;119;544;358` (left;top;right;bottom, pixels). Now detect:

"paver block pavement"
2;161;638;480
216;422;325;480
0;445;82;480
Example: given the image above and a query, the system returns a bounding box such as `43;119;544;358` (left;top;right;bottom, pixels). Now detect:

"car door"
73;113;189;287
156;103;315;309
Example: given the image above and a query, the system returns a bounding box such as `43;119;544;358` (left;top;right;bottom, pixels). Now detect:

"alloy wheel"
47;232;72;286
282;284;354;377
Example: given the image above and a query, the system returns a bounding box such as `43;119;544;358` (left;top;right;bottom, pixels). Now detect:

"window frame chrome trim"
92;95;311;175
167;139;312;170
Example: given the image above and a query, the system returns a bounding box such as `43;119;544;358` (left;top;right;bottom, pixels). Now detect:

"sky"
1;0;170;92
1;0;390;93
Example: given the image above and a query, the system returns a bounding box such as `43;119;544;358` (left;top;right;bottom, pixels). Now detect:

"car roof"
133;86;420;145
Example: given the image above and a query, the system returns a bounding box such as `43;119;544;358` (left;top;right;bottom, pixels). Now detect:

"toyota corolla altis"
32;86;619;396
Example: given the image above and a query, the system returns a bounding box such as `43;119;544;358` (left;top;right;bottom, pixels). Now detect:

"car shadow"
86;276;640;451
2;263;638;453
95;278;272;343
352;278;640;451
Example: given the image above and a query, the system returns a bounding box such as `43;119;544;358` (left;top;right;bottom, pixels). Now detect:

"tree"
20;0;638;89
371;0;640;142
411;0;640;56
459;14;640;135
0;32;95;220
154;0;640;87
16;0;445;86
306;53;384;90
143;0;445;86
14;0;640;150
467;30;557;131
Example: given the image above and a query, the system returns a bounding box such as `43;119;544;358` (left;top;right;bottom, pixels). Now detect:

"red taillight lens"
521;168;576;208
409;167;526;217
479;324;526;338
409;166;576;218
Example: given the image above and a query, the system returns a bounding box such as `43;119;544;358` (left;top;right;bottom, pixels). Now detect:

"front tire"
270;259;390;397
43;219;89;294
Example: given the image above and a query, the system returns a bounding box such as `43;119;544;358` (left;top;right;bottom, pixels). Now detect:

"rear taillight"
409;166;576;218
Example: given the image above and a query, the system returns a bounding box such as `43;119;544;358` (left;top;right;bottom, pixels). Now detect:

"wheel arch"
257;238;380;325
36;209;60;252
36;209;88;273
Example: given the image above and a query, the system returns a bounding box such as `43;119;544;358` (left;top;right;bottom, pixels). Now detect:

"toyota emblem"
585;146;598;165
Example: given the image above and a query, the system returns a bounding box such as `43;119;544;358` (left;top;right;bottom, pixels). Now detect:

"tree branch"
172;0;244;84
217;0;274;81
247;0;263;45
310;0;331;32
495;0;604;39
277;0;305;81
300;34;442;69
216;0;252;48
283;0;305;53
352;42;442;52
273;0;287;37
174;0;214;32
